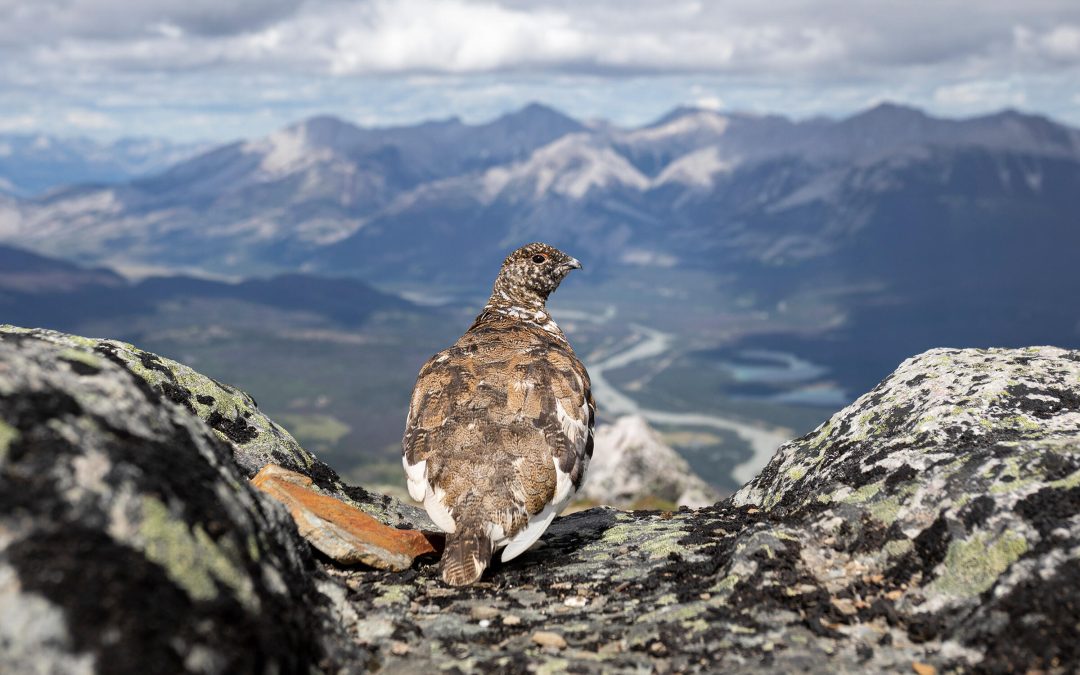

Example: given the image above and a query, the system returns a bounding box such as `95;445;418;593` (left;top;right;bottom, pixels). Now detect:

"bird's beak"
565;257;582;271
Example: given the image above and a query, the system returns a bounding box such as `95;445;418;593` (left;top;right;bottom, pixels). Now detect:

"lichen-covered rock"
0;325;430;530
729;346;1080;672
330;347;1079;673
3;326;1078;674
0;330;367;673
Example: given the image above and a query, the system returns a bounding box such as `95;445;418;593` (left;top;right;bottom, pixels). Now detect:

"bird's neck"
490;276;547;311
487;281;546;311
475;288;565;341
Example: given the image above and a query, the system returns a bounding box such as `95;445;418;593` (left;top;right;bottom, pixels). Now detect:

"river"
586;324;793;486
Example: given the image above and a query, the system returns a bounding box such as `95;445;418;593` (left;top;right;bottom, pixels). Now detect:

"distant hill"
0;134;207;197
0;244;415;333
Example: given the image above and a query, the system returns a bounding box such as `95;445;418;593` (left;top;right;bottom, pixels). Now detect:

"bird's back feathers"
402;243;593;584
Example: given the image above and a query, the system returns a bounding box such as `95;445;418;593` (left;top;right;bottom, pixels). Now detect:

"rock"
0;328;367;672
251;464;441;570
582;415;720;508
531;631;568;649
0;324;432;531
469;605;501;621
3;326;1079;673
328;346;1080;673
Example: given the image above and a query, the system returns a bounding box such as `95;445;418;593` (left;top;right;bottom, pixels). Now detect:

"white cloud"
9;0;1079;79
933;82;1027;108
328;0;588;74
1038;25;1080;60
64;109;117;129
0;115;38;132
694;95;725;111
3;1;1080;138
1015;24;1080;63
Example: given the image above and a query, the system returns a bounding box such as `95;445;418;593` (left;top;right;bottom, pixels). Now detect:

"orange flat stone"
251;464;441;571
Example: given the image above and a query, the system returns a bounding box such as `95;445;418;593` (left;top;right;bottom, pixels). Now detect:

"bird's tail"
440;521;495;587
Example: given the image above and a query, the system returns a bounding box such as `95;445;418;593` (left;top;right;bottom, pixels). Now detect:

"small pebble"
532;631;568;649
390;642;409;656
503;615;522;626
478;619;490;628
563;596;588;608
470;605;500;621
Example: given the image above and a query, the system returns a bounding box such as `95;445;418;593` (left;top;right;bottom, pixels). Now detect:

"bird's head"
491;242;582;308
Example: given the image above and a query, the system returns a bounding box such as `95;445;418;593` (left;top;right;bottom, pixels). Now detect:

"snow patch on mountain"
481;133;650;201
48;189;121;218
654;146;736;188
244;125;338;175
628;111;731;143
0;196;21;237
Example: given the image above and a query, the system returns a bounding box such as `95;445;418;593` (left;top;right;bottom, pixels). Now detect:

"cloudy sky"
3;0;1080;141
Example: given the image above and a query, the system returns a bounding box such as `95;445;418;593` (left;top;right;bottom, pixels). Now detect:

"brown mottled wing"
401;349;455;508
402;316;593;539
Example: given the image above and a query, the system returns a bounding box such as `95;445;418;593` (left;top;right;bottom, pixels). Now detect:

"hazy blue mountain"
6;102;1077;278
0;104;584;269
0;244;415;333
0;134;206;197
2;102;1078;403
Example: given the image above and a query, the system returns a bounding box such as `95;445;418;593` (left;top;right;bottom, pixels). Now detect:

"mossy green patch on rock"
139;496;257;610
842;479;885;504
712;574;741;593
0;419;18;464
635;601;705;625
868;495;904;523
58;348;103;370
884;538;914;557
988;456;1041;494
640;528;692;560
929;531;1029;598
597;522;637;545
1049;469;1080;490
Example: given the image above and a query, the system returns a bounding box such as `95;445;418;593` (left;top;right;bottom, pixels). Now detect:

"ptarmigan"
403;242;594;586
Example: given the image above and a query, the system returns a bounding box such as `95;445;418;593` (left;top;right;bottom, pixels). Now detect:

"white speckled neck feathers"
473;297;564;343
470;242;580;342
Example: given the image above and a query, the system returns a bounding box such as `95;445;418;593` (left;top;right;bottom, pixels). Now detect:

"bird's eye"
531;254;547;264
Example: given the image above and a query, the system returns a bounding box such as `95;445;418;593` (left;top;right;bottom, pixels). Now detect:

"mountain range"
3;102;1077;288
2;101;1079;490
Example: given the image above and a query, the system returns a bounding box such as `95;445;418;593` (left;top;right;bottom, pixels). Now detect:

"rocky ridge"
2;325;1078;673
